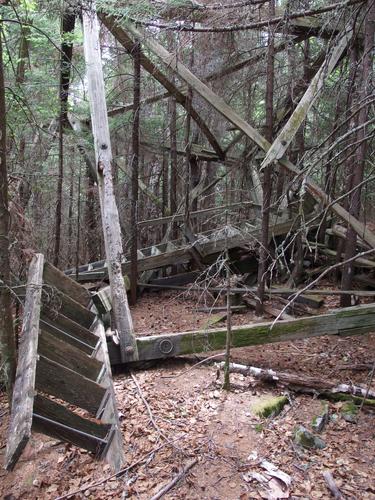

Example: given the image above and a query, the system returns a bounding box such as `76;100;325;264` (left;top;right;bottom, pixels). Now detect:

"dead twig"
323;471;345;499
54;442;168;500
161;352;226;379
130;372;183;452
150;458;198;500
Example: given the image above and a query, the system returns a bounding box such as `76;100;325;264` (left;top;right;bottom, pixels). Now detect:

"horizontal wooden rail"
108;303;375;364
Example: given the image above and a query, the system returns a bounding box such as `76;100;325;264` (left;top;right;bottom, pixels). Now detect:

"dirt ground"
1;291;375;499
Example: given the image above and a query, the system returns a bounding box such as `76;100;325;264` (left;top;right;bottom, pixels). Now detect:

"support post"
82;4;138;362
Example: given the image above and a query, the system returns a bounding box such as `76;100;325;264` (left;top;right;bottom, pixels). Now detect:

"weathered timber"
99;15;224;160
40;309;98;353
105;35;305;119
272;289;324;309
5;254;44;471
243;296;294;320
43;261;91;308
141;140;235;163
261;24;352;170
92;320;125;470
92;285;112;314
353;274;375;289
43;289;96;328
82;4;138;362
116;20;375;249
38;330;102;381
108;304;375;364
217;362;375;401
137;202;258;228
33;395;110;455
35;355;106;415
321;247;375;268
150;271;201;287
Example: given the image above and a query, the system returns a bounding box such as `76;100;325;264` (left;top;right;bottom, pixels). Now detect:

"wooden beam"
109;303;375;364
92;320;125;471
5;253;44;471
82;4;138;362
137;202;258;228
261;24;353;170
99;13;225;160
115;20;375;249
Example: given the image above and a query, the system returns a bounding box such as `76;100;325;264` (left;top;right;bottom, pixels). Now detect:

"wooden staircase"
5;254;124;471
64;216;295;283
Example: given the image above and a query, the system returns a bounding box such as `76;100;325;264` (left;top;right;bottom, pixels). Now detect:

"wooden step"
38;330;103;381
35;355;107;415
33;395;111;455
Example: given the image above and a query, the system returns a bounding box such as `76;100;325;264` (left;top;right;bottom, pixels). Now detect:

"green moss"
253;395;288;418
254;423;264;433
294;425;326;450
341;401;359;423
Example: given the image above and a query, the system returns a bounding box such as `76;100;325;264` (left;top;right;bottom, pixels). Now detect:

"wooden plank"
260;24;352;170
107;304;375;364
33;395;110;454
92;286;112;314
36;355;106;415
5;254;44;471
137;202;258;228
38;330;103;381
44;289;95;328
43;261;91;307
116;20;375;250
82;4;138;362
92;320;125;471
40;309;98;353
100;14;224;160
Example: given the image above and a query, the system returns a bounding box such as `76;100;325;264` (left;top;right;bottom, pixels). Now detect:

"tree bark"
256;0;275;316
340;2;375;306
0;29;16;402
130;42;140;305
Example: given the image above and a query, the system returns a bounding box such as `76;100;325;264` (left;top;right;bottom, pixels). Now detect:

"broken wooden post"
82;3;138;362
5;253;44;470
260;24;353;170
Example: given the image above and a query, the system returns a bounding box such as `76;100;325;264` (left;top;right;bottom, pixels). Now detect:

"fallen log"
217;362;375;406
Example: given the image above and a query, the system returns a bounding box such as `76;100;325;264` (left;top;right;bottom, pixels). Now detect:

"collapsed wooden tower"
5;0;375;473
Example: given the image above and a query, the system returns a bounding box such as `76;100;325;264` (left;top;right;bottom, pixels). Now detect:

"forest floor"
1;291;375;499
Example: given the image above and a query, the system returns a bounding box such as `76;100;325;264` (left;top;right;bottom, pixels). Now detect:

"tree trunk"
53;5;75;267
340;2;375;306
130;42;140;305
0;30;16;402
256;0;275;316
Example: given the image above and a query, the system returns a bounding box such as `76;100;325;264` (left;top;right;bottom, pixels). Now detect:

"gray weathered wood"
108;304;375;364
261;24;353;169
36;355;106;415
43;261;91;308
33;395;110;455
92;320;125;470
40;309;98;353
82;3;138;362
114;20;375;250
5;253;44;470
38;330;102;381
